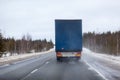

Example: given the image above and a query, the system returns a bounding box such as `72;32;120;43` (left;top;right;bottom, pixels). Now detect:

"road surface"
83;48;120;80
0;50;114;80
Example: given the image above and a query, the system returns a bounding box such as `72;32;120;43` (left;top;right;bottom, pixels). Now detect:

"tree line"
0;32;54;57
83;31;120;56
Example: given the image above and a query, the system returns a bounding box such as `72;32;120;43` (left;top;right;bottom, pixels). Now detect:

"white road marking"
31;69;38;74
20;58;52;80
45;61;49;64
20;69;38;80
84;60;107;80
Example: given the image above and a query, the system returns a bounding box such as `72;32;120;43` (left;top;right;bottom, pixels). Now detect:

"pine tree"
0;32;5;57
83;31;120;56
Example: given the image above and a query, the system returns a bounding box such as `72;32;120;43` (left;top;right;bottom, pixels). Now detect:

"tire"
57;57;61;61
75;57;81;61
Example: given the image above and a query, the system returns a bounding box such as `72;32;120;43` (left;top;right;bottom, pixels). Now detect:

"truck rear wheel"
56;57;61;62
76;57;80;61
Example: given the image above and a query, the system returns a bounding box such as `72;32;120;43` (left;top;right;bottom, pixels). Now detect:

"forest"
0;31;54;57
83;31;120;56
1;30;120;57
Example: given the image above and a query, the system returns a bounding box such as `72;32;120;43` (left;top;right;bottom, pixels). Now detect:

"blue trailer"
55;19;82;61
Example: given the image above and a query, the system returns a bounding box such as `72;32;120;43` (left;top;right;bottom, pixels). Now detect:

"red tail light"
56;52;62;57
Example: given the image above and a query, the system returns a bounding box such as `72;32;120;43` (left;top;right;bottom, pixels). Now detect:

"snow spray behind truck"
55;19;82;61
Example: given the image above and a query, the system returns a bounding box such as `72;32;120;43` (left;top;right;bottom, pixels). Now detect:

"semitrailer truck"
55;19;82;61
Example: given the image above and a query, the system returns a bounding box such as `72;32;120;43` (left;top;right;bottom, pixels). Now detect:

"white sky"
0;0;120;42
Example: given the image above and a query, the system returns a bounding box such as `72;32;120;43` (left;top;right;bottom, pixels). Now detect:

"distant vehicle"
55;19;82;61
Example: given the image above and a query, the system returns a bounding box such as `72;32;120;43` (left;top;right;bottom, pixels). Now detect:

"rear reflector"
56;52;62;57
75;52;81;57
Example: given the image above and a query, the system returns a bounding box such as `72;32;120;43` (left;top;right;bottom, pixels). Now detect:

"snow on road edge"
0;48;54;63
84;60;107;80
83;48;120;80
83;48;120;65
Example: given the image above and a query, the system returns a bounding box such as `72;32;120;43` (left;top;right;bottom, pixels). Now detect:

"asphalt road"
0;52;105;80
83;49;120;80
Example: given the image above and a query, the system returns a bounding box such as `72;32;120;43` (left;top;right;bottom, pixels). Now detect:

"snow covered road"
0;48;120;80
82;48;120;80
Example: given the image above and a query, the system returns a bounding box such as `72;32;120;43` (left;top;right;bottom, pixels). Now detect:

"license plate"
61;52;76;57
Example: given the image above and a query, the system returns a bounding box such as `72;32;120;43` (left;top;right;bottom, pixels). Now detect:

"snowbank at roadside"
0;48;54;63
83;48;120;65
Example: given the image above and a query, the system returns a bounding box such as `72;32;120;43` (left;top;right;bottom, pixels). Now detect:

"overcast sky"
0;0;120;42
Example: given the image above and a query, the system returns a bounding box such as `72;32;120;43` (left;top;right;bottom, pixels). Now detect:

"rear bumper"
56;56;81;61
56;52;82;58
56;52;81;61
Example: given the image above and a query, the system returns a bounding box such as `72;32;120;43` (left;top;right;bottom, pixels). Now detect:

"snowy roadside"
83;48;120;65
0;48;54;66
83;48;120;80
